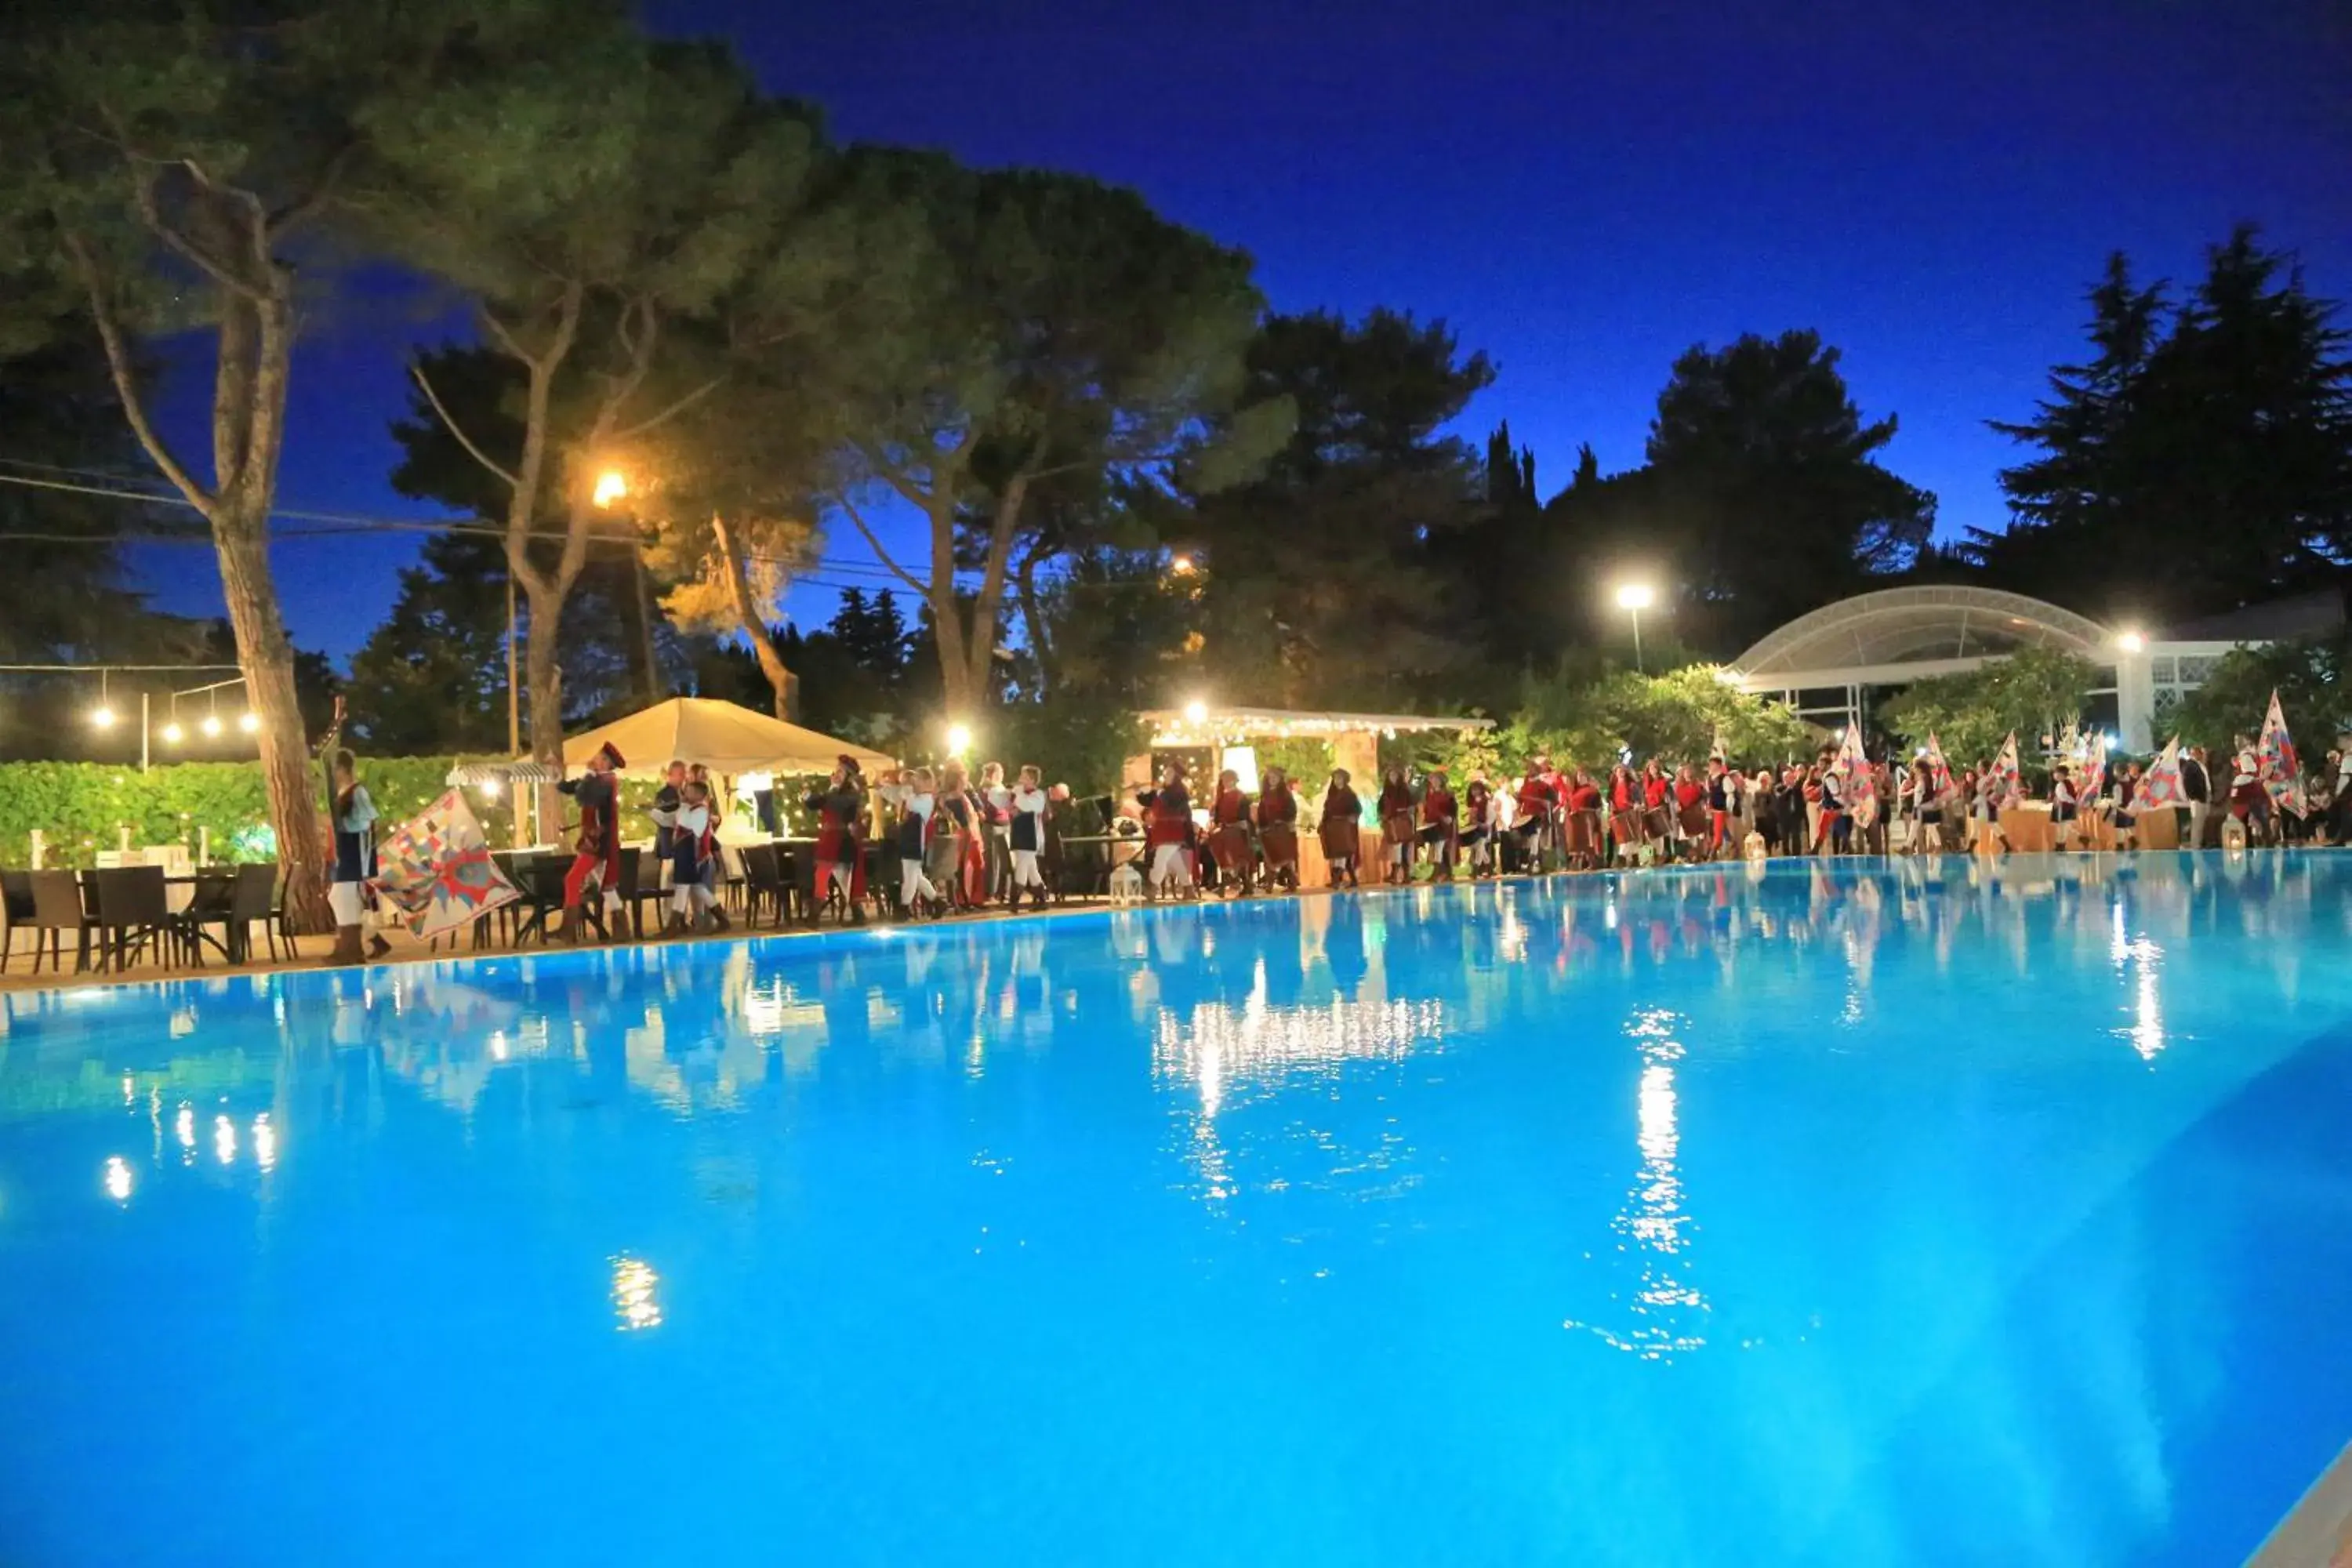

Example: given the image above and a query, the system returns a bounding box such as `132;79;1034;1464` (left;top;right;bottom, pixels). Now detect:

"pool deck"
0;880;1378;996
2250;1443;2352;1568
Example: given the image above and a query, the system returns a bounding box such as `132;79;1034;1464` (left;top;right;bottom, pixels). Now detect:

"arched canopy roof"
1730;586;2113;678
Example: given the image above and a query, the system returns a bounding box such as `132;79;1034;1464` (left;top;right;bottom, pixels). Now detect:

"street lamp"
1615;582;1656;672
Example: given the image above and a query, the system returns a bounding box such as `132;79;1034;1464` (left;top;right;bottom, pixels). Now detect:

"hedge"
0;756;528;869
0;757;850;869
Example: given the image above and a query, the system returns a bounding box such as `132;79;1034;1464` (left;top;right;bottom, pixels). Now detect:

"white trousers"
328;881;366;927
1150;843;1190;887
1011;848;1044;887
900;858;938;906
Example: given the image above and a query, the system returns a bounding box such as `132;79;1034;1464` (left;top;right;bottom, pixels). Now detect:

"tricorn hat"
595;742;626;770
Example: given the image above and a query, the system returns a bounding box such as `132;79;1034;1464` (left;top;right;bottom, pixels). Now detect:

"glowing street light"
1614;582;1657;672
945;722;973;757
593;470;629;509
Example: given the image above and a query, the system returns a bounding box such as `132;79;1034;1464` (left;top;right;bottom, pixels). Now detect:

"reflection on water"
611;1255;662;1331
1563;1006;1711;1359
3;853;2351;1566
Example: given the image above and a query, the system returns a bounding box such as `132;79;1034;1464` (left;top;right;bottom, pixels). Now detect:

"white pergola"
1720;586;2187;745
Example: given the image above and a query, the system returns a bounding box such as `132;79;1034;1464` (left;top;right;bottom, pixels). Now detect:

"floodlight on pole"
1614;582;1657;672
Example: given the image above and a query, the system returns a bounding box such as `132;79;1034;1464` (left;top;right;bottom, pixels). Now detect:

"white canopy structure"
562;698;895;779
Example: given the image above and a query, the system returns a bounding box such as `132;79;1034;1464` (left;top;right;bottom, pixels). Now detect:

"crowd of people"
310;712;2352;955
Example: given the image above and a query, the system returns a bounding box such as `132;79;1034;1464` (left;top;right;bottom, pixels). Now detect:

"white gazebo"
562;697;894;778
1719;584;2259;751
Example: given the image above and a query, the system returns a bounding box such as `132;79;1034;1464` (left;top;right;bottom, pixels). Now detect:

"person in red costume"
1255;766;1300;891
1417;768;1459;880
1566;768;1604;869
1138;761;1196;899
804;757;869;924
1207;768;1255;897
1461;772;1494;876
557;742;626;942
1377;765;1417;884
1514;761;1555;873
1673;764;1707;861
1319;768;1362;888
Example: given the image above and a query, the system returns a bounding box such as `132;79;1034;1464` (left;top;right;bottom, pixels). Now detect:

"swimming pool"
3;854;2349;1565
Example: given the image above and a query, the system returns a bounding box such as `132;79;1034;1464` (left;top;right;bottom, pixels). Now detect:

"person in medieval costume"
1138;761;1196;899
557;741;627;942
804;757;869;924
666;778;729;933
880;768;942;916
978;760;1017;903
1377;766;1417;884
325;744;391;965
1256;766;1301;891
1007;764;1053;910
1461;771;1494;876
1418;768;1460;880
1207;768;1255;897
1319;768;1362;888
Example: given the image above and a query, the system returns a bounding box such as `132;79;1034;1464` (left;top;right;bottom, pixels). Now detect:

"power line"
0;459;913;580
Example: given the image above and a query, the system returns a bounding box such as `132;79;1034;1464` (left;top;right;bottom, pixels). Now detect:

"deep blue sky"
128;0;2352;662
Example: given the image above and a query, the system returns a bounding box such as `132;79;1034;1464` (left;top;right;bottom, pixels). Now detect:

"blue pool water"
4;854;2351;1566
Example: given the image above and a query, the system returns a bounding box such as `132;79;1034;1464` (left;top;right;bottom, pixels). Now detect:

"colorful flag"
2257;688;2307;815
370;789;522;940
1990;731;2023;806
1920;732;1957;807
2081;730;2109;805
1830;726;1878;828
2132;736;2187;813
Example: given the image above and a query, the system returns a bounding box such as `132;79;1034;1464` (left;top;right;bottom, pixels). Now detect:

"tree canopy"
1979;227;2352;624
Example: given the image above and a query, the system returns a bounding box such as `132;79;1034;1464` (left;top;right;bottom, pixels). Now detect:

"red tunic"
1256;784;1300;866
1145;785;1192;849
1209;787;1252;869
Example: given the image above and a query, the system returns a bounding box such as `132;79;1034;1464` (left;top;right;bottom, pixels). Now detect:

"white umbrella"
561;697;895;779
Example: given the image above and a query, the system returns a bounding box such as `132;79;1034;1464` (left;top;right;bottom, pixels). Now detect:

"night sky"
129;0;2352;662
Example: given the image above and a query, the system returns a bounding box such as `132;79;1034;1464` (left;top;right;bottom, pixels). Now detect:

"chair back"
228;862;278;923
528;856;571;904
2;869;32;922
615;846;641;898
29;870;83;931
94;866;169;927
742;843;780;891
185;869;236;918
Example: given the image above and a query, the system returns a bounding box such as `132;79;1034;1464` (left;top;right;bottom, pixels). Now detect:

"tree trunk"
713;514;793;719
214;496;332;931
1014;548;1053;700
523;575;568;840
613;540;658;705
213;289;331;931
